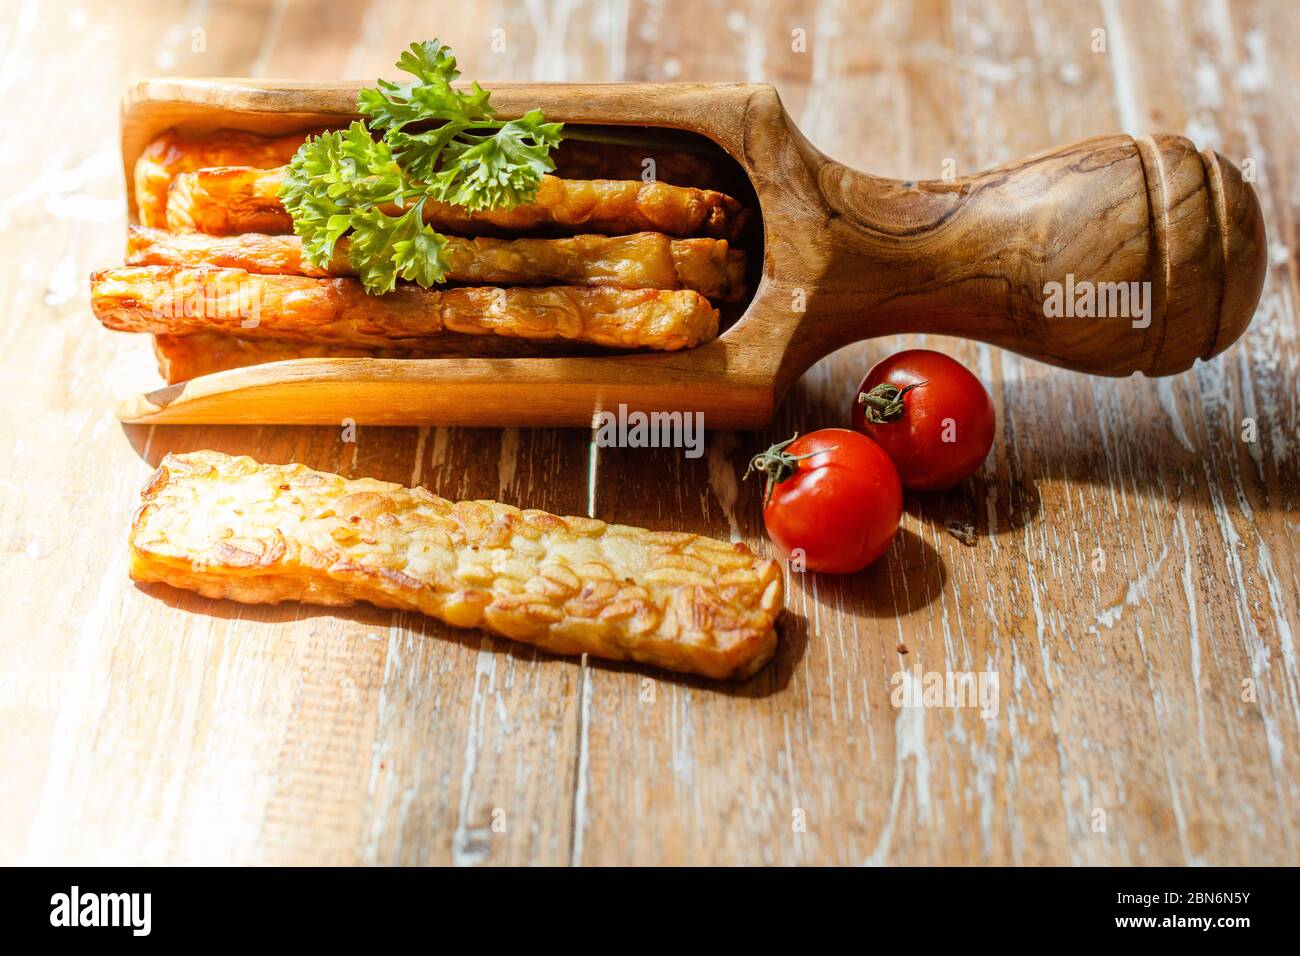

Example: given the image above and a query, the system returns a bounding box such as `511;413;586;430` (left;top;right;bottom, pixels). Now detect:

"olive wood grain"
115;80;1267;428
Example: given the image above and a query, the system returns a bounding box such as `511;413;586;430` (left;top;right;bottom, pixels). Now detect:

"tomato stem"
857;381;926;423
744;433;817;506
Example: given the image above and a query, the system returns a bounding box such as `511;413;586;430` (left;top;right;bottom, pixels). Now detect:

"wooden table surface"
2;0;1296;866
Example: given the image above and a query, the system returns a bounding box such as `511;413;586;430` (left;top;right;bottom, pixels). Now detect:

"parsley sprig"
279;40;564;294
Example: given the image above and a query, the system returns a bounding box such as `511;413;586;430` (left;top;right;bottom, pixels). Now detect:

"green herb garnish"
279;40;564;294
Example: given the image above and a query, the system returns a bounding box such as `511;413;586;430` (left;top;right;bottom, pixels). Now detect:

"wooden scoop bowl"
117;80;1267;428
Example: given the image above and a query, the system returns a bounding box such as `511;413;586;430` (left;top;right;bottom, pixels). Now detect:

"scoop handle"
801;134;1266;377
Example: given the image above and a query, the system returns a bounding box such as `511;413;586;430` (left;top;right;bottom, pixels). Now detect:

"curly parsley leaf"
426;111;564;211
358;41;495;131
280;122;407;267
347;203;450;295
279;39;563;295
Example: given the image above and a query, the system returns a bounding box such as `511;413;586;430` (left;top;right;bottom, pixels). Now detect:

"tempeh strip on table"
130;451;783;679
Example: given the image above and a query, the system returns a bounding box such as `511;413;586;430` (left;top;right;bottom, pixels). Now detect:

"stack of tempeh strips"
91;127;751;382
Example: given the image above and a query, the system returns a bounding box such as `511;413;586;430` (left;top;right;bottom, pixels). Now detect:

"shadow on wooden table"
905;478;1043;541
997;375;1289;514
134;579;803;697
575;606;806;697
817;526;948;618
137;579;421;630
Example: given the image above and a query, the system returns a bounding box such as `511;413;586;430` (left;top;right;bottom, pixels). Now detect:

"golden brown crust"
127;226;746;301
130;451;782;679
133;128;311;228
164;165;287;234
151;332;432;382
92;266;720;351
671;239;748;303
165;166;750;241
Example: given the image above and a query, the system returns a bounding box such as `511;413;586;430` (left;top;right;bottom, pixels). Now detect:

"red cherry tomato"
747;429;902;574
852;349;995;491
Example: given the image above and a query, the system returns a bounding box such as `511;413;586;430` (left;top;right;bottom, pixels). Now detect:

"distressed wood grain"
0;0;1294;866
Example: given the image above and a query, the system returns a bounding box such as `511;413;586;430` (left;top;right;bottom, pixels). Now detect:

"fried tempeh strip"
132;451;783;679
152;333;439;383
134;127;738;223
151;330;600;383
127;226;747;301
92;267;719;351
133;127;310;228
165;166;749;241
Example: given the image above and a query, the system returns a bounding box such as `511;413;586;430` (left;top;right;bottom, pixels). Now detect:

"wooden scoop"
117;80;1267;428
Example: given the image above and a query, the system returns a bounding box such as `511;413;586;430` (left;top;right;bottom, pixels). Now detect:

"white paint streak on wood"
341;0;381;78
1223;463;1300;730
1089;541;1169;632
1235;27;1268;94
1155;378;1196;453
795;0;843;147
1199;456;1292;817
585;433;598;518
705;431;741;542
739;0;765;82
452;643;496;866
409;426;429;486
525;0;576;81
248;0;289;78
1175;508;1207;760
0;0;40;103
1197;0;1300;763
604;0;628;80
497;426;519;500
361;630;402;864
568;654;591;866
0;146;118;227
22;520;129;863
862;668;927;865
1099;0;1143;135
1131;605;1195;865
780;712;803;860
429;426;450;472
